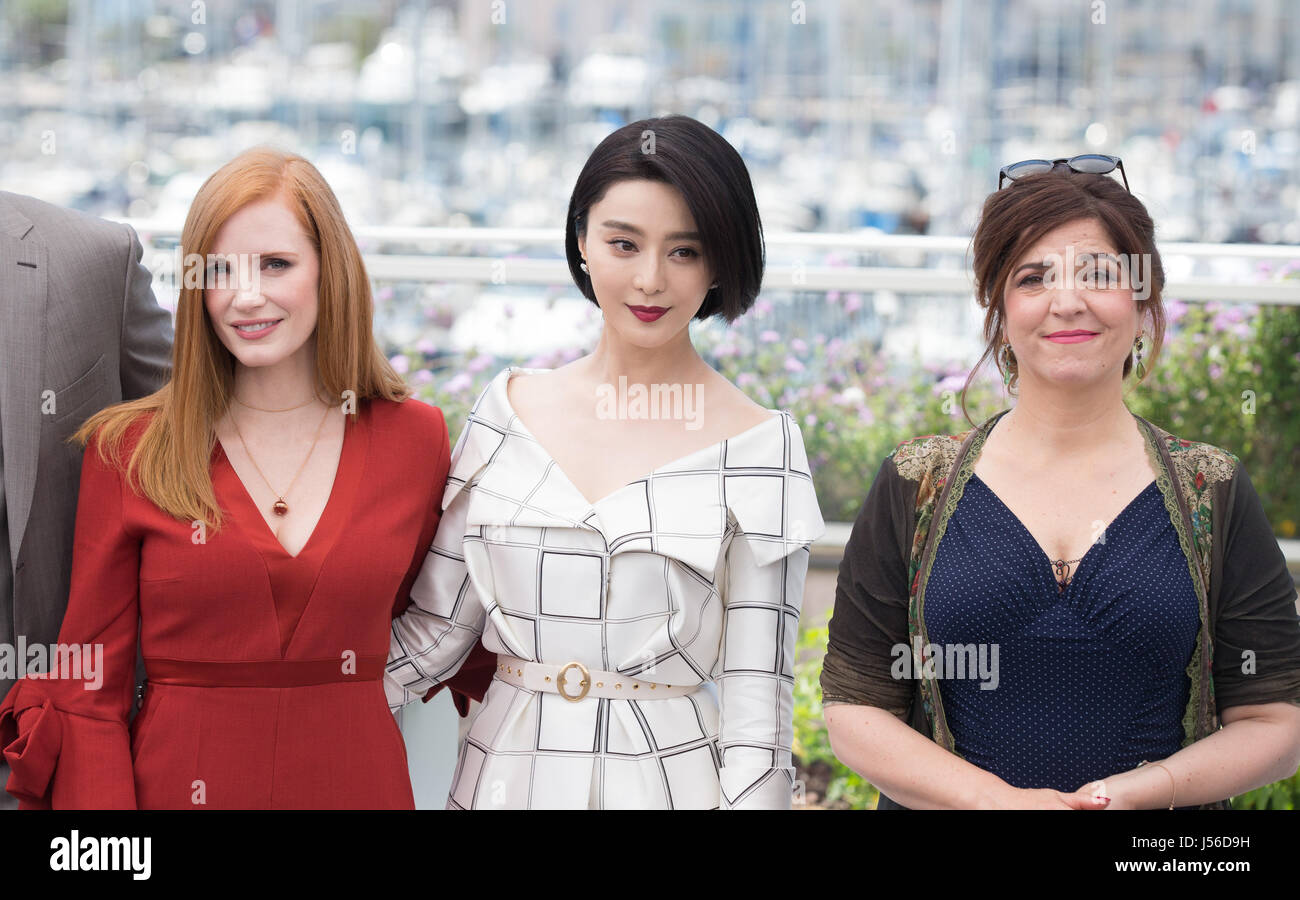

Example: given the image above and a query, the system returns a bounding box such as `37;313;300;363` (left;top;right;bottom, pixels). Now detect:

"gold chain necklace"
232;393;319;413
229;403;333;517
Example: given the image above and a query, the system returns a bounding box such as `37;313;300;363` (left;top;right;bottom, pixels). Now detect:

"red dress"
0;396;492;809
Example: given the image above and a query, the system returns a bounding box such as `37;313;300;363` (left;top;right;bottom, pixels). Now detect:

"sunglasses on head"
998;155;1129;192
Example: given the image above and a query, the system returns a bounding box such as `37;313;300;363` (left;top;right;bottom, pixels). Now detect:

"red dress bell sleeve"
0;429;140;809
388;404;493;717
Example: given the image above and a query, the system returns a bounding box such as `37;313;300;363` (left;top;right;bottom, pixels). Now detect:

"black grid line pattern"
386;367;825;808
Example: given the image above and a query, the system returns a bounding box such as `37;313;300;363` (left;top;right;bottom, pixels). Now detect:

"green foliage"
1233;767;1299;809
1128;292;1300;537
792;615;878;809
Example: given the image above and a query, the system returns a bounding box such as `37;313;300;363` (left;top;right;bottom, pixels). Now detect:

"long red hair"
74;147;410;530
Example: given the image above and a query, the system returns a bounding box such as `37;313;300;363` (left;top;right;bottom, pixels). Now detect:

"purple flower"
934;374;966;396
1166;298;1189;324
737;372;757;387
415;337;438;355
442;372;472;394
467;353;494;373
413;369;434;385
791;338;809;355
759;330;780;343
1209;364;1223;379
754;299;774;317
784;356;805;373
389;354;410;375
844;293;863;313
805;413;818;428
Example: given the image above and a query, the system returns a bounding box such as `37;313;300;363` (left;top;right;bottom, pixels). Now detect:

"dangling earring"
1133;334;1145;379
999;342;1016;387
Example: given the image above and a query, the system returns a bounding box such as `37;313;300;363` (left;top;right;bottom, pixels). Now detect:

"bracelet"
1139;759;1176;809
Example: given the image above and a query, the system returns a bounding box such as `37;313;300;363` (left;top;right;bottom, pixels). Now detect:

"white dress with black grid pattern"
385;366;825;809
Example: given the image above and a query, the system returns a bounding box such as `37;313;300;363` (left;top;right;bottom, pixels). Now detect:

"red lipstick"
628;305;668;322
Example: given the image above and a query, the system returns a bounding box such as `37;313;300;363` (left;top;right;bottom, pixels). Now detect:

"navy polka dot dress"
923;473;1200;794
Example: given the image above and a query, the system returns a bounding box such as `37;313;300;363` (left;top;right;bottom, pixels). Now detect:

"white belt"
495;655;696;701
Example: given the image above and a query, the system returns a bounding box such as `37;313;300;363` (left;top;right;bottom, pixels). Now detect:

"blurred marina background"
3;0;1299;361
3;0;1299;807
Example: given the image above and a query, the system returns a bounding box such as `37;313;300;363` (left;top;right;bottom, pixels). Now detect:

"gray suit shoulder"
0;190;135;250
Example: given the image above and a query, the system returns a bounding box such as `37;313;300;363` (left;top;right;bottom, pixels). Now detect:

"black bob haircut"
564;115;765;323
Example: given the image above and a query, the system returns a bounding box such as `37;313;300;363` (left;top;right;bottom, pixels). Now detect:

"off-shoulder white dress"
386;366;825;809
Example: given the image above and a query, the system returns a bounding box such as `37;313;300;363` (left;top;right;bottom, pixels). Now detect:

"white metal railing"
121;223;1300;304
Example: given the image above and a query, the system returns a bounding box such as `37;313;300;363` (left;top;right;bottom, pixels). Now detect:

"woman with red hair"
0;147;489;809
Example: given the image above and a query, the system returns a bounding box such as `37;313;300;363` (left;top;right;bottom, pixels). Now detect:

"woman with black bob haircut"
386;115;826;808
565;113;764;322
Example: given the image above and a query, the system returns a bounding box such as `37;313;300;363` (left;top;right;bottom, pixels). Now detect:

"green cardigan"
820;409;1300;810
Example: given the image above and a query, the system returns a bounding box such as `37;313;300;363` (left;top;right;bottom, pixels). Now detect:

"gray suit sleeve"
117;223;173;400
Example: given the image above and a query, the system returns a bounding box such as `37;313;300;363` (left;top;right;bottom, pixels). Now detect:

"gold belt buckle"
556;661;591;702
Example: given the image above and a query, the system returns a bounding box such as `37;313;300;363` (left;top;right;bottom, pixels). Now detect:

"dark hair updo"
960;169;1167;424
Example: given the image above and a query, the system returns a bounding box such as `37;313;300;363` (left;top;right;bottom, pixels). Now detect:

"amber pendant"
272;499;289;516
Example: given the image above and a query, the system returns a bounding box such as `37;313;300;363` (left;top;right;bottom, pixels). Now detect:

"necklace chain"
1050;556;1084;592
233;392;320;413
229;401;333;517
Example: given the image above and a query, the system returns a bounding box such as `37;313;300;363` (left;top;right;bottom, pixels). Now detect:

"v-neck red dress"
0;396;491;809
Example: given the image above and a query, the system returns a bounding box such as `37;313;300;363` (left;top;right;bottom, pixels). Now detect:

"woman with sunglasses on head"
385;115;825;809
0;147;490;809
820;158;1300;809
